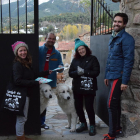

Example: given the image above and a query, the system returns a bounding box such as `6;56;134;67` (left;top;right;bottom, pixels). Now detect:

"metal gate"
0;1;40;135
90;35;111;125
90;0;115;125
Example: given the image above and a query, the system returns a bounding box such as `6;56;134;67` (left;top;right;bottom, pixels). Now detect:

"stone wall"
120;0;140;136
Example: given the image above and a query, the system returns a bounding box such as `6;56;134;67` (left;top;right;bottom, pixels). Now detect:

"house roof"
39;42;45;46
79;32;90;37
39;41;75;51
96;27;113;35
56;42;75;51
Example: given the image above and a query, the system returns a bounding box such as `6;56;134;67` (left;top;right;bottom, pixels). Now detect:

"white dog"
56;83;78;132
40;83;53;114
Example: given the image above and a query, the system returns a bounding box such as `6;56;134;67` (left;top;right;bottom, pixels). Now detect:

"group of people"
8;12;134;140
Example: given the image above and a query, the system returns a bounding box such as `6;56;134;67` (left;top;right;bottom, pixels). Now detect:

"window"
63;54;66;59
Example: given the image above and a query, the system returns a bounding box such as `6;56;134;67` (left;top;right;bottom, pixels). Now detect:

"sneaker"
89;125;96;136
116;129;124;138
102;134;117;140
41;124;49;129
76;123;88;133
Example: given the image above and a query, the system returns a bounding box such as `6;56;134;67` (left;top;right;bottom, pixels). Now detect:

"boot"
116;128;124;138
24;136;32;140
76;123;88;133
16;135;25;140
89;125;96;136
17;135;32;140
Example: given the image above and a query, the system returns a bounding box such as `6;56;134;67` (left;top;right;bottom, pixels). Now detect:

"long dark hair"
14;49;32;69
74;46;92;59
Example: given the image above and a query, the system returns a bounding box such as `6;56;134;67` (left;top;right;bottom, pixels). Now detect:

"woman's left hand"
77;66;84;75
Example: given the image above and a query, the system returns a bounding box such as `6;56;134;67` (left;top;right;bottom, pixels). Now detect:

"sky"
2;0;50;5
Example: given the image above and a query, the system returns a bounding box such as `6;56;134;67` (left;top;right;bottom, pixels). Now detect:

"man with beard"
39;32;63;129
103;13;135;140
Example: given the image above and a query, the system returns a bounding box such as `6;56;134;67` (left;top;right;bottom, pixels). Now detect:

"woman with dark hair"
69;38;100;136
11;41;52;140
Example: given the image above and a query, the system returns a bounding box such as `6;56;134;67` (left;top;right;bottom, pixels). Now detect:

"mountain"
3;0;50;5
1;0;82;18
39;0;86;18
2;0;34;17
1;0;119;26
2;0;119;18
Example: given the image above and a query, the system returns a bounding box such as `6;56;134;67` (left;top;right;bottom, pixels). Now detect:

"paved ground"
0;78;140;140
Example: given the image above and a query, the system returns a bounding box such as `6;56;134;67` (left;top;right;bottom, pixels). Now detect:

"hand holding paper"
52;66;64;71
49;70;52;74
35;77;52;84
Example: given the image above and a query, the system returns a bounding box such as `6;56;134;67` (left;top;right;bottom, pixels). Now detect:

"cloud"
39;0;50;5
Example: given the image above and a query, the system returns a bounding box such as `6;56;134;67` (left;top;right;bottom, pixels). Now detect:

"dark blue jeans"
40;109;46;125
107;79;122;137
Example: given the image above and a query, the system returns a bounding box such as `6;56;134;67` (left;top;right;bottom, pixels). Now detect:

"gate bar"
90;0;93;36
97;0;113;19
17;0;19;34
9;0;11;34
25;0;27;33
1;0;3;33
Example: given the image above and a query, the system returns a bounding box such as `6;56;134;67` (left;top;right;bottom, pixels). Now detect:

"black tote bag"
1;82;27;116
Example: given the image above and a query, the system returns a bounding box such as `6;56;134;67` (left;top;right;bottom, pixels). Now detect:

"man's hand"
104;79;109;86
58;65;63;68
49;70;52;74
58;65;64;72
121;84;128;90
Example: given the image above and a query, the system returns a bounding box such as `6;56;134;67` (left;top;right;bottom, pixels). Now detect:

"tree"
47;25;54;32
80;0;91;15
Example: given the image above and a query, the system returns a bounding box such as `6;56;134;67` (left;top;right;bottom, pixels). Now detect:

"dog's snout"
67;97;70;100
49;95;52;98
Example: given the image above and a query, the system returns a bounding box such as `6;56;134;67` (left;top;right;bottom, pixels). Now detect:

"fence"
0;0;34;34
91;0;114;36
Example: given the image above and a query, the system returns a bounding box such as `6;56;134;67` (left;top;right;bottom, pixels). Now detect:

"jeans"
40;109;46;125
16;97;29;136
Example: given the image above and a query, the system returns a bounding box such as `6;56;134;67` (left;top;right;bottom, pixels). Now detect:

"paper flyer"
52;67;64;71
35;77;52;83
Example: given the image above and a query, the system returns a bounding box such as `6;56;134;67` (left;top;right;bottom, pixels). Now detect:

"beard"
113;25;125;33
45;42;55;48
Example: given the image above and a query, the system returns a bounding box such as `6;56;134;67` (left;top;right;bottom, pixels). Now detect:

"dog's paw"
70;128;76;132
65;125;71;129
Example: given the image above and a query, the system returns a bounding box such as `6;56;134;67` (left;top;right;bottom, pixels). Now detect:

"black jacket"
11;61;49;96
69;55;100;94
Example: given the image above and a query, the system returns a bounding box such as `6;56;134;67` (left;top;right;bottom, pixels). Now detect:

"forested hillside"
39;13;90;25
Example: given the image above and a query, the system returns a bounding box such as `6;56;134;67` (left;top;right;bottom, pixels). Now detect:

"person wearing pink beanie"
10;41;52;140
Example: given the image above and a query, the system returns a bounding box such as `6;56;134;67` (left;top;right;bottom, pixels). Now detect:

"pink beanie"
11;41;28;55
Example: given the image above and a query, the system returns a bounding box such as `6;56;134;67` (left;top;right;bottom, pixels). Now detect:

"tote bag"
1;82;27;116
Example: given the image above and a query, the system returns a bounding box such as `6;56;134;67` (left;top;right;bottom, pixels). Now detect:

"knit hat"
11;41;28;55
74;38;88;51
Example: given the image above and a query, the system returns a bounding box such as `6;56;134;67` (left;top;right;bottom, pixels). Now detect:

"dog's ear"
53;86;58;96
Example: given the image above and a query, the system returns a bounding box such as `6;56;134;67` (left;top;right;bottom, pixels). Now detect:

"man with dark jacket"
39;32;63;129
103;13;135;140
